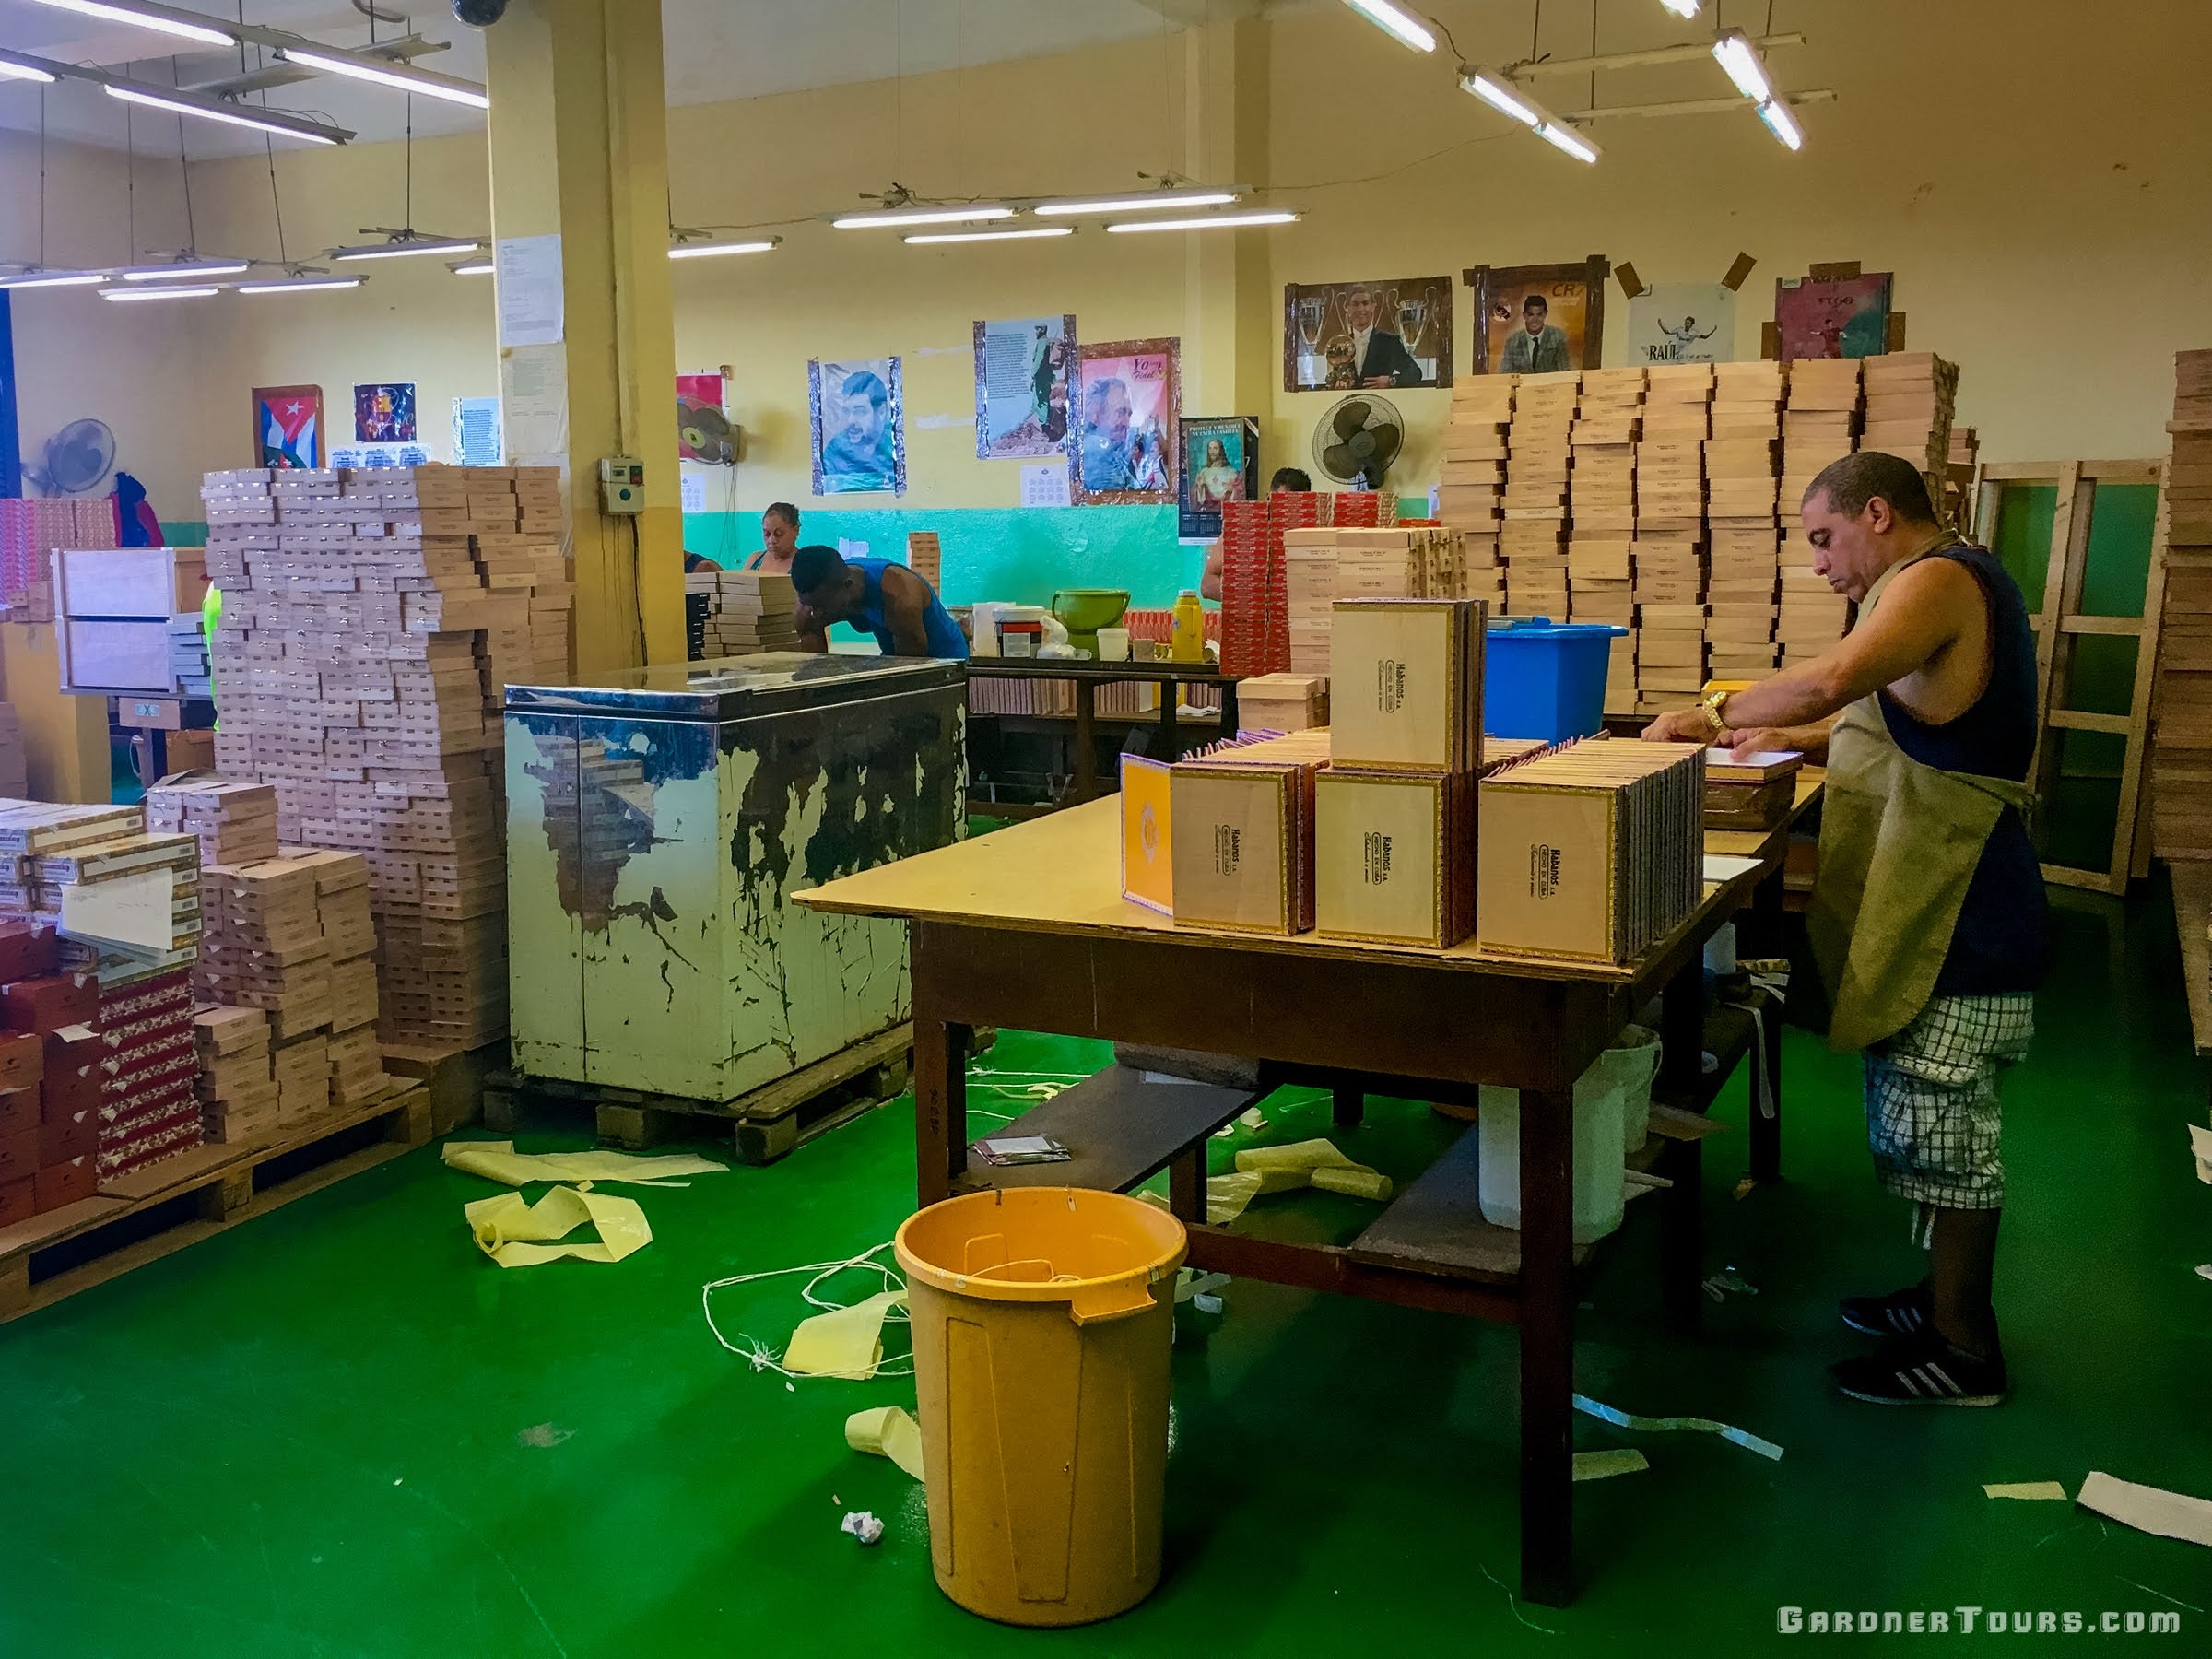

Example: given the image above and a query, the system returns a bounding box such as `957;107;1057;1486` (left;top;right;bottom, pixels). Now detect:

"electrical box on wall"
600;456;645;513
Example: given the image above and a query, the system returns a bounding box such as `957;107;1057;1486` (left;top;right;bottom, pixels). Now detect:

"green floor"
3;886;2209;1655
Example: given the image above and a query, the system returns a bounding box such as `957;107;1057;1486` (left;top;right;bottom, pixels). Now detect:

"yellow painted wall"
6;1;2209;526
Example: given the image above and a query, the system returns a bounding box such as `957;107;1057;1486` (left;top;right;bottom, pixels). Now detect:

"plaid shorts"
1862;993;2035;1210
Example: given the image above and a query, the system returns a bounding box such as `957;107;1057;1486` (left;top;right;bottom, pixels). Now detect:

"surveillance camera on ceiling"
453;0;508;25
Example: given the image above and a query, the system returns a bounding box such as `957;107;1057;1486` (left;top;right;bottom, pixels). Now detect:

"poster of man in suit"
1465;258;1611;375
1283;276;1451;391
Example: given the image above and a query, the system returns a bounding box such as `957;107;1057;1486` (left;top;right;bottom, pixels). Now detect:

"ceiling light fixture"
830;205;1014;230
119;256;250;281
1341;0;1437;53
668;238;782;260
104;83;347;146
449;258;493;276
1460;70;1602;162
0;268;108;289
1712;29;1804;149
276;45;488;110
100;284;221;300
1033;187;1241;218
330;232;483;262
237;273;364;294
0;53;59;84
23;0;233;49
1102;210;1301;234
903;227;1076;245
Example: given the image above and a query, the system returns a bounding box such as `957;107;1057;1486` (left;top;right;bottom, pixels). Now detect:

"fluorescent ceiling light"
332;235;482;261
105;83;347;146
668;239;781;259
0;53;59;84
1033;188;1240;218
237;275;363;294
1103;210;1300;234
903;227;1075;245
100;284;220;300
277;46;489;110
1757;97;1805;150
0;269;108;289
23;0;233;49
1535;121;1602;163
1660;0;1701;16
120;257;249;281
1711;29;1774;102
1461;70;1542;126
830;205;1013;229
1342;0;1436;53
450;258;494;276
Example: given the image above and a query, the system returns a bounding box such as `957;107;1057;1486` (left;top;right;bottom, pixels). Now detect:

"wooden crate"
0;1080;429;1324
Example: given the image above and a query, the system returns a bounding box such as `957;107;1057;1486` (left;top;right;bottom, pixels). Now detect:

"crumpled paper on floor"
1573;1393;1783;1461
784;1289;909;1379
2077;1470;2212;1547
2190;1124;2212;1185
443;1139;729;1188
846;1406;926;1479
465;1185;652;1267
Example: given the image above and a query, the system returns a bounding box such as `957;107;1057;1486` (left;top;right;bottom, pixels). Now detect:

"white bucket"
1477;1076;1627;1246
1593;1024;1663;1155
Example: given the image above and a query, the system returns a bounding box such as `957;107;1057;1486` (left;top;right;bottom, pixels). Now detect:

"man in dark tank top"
1645;451;2045;1408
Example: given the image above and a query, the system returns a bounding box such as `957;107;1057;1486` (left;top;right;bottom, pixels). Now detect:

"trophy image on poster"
1397;293;1430;359
1296;294;1327;356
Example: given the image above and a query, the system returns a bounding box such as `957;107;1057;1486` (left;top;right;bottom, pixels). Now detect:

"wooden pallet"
0;1081;431;1324
486;1022;915;1165
380;1039;505;1136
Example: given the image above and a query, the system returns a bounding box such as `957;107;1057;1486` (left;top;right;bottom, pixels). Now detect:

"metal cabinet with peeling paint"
503;653;966;1103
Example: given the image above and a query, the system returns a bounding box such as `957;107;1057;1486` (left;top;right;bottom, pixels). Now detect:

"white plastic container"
1594;1024;1664;1154
1477;1074;1629;1245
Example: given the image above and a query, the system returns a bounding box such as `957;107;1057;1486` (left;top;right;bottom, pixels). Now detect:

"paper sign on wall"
453;395;503;466
496;233;565;347
502;344;569;470
61;868;173;953
1020;460;1071;508
679;473;706;513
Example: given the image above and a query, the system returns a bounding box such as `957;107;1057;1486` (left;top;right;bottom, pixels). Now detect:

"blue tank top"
1878;544;2048;995
849;556;968;659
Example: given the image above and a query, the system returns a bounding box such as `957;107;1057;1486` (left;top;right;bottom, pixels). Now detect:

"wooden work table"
963;658;1240;806
797;767;1822;1607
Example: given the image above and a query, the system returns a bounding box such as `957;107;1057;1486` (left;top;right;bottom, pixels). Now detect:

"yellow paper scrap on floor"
465;1185;652;1267
846;1406;926;1480
442;1139;728;1189
1983;1481;2068;1500
1236;1138;1359;1174
784;1290;909;1379
1573;1449;1650;1482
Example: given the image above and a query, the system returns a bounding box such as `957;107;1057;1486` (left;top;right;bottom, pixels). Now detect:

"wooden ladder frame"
1975;458;2168;895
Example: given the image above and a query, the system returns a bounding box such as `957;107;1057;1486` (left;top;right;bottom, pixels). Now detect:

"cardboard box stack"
1236;673;1329;735
0;496;116;623
1502;372;1580;618
200;464;526;1056
146;776;282;871
1218;499;1287;677
1314;597;1488;947
1477;737;1707;963
1704;360;1789;687
193;1005;276;1143
1858;353;1959;498
906;531;942;593
170;612;214;699
1777;359;1862;665
1631;366;1717;700
1441;375;1513;612
684;569;803;657
2151;349;2212;861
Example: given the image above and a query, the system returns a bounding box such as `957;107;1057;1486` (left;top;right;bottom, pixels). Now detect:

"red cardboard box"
0;921;60;982
3;973;100;1034
0;1030;41;1091
0;1175;32;1227
34;1157;95;1213
41;1027;98;1112
40;1103;96;1164
0;1084;36;1139
0;1126;36;1184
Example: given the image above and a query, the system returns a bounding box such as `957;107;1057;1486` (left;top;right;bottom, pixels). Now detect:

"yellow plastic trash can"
894;1187;1188;1627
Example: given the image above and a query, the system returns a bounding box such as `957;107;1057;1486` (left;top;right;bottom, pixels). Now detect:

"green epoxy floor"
4;886;2210;1656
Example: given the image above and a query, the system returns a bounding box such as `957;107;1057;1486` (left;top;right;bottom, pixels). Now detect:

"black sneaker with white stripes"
1830;1329;2008;1406
1839;1281;1933;1337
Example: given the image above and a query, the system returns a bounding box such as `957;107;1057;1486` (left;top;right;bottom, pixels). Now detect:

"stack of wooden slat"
1946;425;1981;535
146;777;281;872
1706;360;1788;686
1564;370;1641;633
200;464;520;1056
194;1005;277;1144
0;706;27;801
684;569;803;656
1778;359;1862;665
2151;348;2212;860
906;531;942;593
1282;526;1339;677
1441;377;1512;611
1502;372;1580;618
1859;352;1959;491
1634;366;1714;706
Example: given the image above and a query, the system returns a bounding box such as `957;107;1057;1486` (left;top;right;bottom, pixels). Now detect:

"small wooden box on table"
794;771;1818;1608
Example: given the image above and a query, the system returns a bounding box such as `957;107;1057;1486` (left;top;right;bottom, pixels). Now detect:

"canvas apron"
1804;549;2036;1053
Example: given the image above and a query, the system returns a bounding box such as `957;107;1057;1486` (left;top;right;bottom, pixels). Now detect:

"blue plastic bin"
1483;618;1627;742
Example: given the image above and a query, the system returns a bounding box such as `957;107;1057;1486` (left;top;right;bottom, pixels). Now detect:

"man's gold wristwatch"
1697;686;1731;736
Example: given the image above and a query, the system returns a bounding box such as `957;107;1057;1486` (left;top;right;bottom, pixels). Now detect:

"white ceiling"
0;0;1255;156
